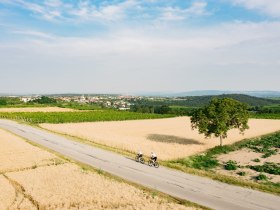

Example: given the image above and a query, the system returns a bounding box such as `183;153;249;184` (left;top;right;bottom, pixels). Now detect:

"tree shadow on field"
147;134;203;145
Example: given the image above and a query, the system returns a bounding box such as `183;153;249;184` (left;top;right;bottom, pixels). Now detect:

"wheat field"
0;128;197;210
41;117;280;160
0;129;57;173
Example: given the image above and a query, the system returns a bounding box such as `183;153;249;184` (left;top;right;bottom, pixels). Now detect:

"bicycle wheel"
140;157;145;164
154;162;159;168
148;160;153;166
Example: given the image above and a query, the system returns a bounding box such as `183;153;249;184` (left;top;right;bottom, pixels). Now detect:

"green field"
250;113;280;119
0;110;174;124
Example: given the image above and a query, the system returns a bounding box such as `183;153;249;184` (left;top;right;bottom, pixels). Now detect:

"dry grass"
41;117;280;160
0;107;76;113
1;129;199;210
0;129;58;173
6;164;192;210
0;175;36;210
0;175;15;209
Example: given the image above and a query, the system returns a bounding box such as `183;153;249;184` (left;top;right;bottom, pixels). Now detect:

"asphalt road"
1;119;279;210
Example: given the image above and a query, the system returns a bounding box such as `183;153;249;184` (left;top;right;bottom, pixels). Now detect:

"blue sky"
0;0;280;94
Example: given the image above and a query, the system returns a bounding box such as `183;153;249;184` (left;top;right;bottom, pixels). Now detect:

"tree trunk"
220;136;223;146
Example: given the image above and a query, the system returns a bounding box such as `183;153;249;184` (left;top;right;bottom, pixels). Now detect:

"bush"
224;160;238;170
261;149;277;158
174;155;218;170
245;134;280;158
191;155;219;170
255;173;268;181
0;98;7;105
250;162;280;175
237;171;246;176
252;158;260;162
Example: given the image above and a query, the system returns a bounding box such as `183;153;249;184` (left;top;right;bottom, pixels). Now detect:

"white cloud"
12;30;56;39
71;0;140;22
44;0;63;8
230;0;280;18
159;1;209;21
0;0;210;23
0;0;140;22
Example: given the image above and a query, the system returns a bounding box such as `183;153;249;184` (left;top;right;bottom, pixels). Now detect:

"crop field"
0;107;77;113
0;110;174;123
40;117;280;160
0;129;195;210
251;113;280;120
0;129;58;173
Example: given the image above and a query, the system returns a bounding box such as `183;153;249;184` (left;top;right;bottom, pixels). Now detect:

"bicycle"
148;159;159;168
135;154;145;164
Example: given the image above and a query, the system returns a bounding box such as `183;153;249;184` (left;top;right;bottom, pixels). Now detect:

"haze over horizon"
1;0;280;93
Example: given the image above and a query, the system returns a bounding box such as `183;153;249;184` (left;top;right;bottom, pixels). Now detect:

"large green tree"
191;98;249;146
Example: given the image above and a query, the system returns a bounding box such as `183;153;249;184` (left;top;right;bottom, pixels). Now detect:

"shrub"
252;158;260;162
261;149;277;158
190;155;219;170
174;155;218;170
245;133;280;158
255;173;268;181
237;171;246;176
250;162;280;175
224;160;238;170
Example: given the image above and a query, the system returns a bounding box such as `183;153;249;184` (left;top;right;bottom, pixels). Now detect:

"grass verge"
166;131;280;195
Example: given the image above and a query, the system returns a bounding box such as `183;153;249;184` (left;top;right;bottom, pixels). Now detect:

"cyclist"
137;150;143;158
150;151;157;162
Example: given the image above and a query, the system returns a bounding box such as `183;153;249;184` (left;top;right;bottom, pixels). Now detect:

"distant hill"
139;94;280;107
175;94;280;107
160;90;280;98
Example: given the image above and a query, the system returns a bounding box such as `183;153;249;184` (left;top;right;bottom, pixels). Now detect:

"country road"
0;119;279;210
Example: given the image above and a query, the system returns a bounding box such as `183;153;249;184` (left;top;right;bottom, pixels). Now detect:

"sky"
0;0;280;94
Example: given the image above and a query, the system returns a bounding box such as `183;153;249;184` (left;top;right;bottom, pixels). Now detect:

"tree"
0;98;7;105
32;96;57;104
154;105;171;114
190;98;249;146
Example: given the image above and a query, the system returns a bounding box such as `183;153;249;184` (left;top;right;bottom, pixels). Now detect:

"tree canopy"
190;98;249;146
32;96;57;104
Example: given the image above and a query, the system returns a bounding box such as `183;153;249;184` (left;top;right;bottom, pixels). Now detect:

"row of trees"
249;105;280;114
128;94;280;108
130;105;171;114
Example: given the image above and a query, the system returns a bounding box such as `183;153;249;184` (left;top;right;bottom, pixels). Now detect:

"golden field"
0;129;57;173
41;117;280;160
0;129;196;210
0;107;76;113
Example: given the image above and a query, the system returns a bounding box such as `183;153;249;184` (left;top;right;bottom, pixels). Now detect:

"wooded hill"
136;94;280;107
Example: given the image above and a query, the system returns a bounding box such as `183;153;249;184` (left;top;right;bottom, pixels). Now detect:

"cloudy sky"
0;0;280;94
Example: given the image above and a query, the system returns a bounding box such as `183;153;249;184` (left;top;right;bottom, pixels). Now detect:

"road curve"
0;119;279;210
